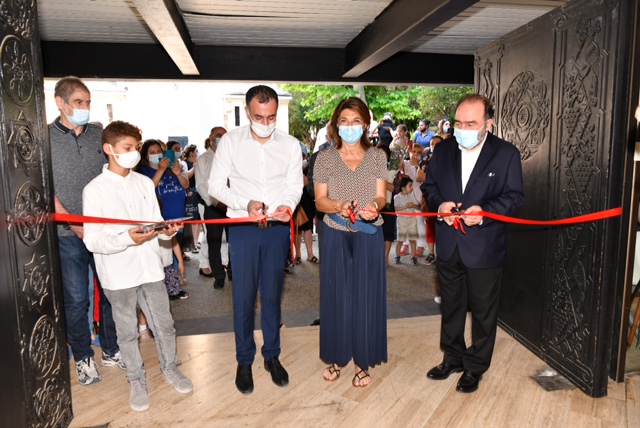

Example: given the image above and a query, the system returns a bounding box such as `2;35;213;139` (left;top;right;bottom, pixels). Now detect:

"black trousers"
436;247;502;375
204;204;229;282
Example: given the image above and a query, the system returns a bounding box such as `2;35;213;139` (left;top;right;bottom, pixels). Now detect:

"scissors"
347;201;357;224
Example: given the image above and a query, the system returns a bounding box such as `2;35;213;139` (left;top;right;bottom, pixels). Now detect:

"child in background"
83;121;193;412
394;177;421;266
161;236;189;299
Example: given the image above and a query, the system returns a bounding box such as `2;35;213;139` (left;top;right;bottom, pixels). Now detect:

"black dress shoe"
225;265;233;281
199;268;214;278
213;279;224;289
264;357;289;387
426;362;464;380
235;364;254;394
456;370;482;393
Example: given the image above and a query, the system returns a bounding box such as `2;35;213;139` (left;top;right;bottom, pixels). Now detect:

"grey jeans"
104;281;177;381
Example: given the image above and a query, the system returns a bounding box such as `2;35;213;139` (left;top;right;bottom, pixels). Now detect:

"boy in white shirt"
394;177;421;265
83;121;193;412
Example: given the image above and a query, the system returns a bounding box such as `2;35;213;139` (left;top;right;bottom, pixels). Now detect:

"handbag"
294;206;309;227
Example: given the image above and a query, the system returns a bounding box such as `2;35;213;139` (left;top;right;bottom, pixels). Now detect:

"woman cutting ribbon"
313;97;388;388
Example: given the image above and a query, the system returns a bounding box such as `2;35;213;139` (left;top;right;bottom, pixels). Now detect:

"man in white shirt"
209;85;302;395
312;122;329;153
195;126;230;289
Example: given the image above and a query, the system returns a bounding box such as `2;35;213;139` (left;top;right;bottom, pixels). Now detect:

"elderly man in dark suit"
422;94;524;393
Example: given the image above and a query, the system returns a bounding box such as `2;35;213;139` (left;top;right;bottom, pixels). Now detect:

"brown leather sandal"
352;369;371;387
323;364;341;381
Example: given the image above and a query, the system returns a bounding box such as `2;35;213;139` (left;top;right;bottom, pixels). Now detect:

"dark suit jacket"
421;133;524;268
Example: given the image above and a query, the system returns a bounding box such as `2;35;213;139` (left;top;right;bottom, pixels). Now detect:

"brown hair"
102;120;142;146
327;97;372;150
135;139;166;171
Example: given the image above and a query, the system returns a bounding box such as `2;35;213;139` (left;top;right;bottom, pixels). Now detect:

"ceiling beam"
41;42;474;85
343;0;480;78
130;0;199;75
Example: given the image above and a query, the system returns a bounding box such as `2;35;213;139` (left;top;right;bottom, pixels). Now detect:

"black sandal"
352;369;370;387
323;364;341;381
307;256;319;264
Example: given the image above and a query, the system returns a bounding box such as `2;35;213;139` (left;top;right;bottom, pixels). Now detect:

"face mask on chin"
251;120;276;139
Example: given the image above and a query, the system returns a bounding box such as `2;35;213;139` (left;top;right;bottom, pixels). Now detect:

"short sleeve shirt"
314;145;387;231
138;165;186;220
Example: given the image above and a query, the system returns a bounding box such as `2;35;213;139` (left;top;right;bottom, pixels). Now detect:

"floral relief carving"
501;71;550;161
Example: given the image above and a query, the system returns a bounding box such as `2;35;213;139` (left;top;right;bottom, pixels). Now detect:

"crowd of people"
51;76;523;412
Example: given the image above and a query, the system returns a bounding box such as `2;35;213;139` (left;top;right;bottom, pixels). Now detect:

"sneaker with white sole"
424;254;436;265
129;376;150;412
76;356;102;385
163;367;193;393
102;351;127;370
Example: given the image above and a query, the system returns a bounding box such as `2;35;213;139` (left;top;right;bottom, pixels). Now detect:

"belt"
327;214;377;234
254;220;285;228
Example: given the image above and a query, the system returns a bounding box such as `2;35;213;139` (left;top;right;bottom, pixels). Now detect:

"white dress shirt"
195;147;220;207
460;138;486;193
83;165;170;290
208;125;303;218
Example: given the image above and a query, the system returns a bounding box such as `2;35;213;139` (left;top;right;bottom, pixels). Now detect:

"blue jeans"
104;281;178;381
58;234;119;360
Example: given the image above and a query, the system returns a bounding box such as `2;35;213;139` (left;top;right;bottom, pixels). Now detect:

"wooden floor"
69;316;640;428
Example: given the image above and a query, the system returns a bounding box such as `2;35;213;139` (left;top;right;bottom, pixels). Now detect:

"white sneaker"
101;350;127;370
434;296;442;304
76;356;102;385
129;376;150;412
163;367;193;393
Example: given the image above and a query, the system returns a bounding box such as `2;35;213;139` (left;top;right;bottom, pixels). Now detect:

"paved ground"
170;232;441;336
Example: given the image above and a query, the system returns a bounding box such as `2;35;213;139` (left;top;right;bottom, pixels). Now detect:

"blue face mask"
454;122;487;150
149;154;162;166
338;125;363;145
66;106;90;126
215;138;221;147
443;126;450;133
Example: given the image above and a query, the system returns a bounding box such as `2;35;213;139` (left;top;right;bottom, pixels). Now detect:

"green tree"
415;86;474;124
281;84;473;144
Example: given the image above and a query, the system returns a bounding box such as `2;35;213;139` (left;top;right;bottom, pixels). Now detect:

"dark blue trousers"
228;223;290;365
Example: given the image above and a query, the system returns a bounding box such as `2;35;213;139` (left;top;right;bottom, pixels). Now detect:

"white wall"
44;80;291;153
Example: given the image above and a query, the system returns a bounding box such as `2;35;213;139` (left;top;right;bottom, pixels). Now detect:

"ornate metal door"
477;0;639;397
0;2;72;426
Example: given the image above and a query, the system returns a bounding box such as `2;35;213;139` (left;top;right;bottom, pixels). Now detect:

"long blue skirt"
319;224;388;369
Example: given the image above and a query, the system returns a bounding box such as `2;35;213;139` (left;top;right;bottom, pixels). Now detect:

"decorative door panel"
0;2;72;426
477;0;636;397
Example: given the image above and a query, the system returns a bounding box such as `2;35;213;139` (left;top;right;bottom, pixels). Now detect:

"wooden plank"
66;316;637;427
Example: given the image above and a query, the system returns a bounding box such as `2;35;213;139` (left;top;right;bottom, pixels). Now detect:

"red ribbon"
52;210;297;262
52;206;623;229
377;206;622;228
49;205;622;259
